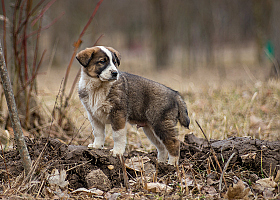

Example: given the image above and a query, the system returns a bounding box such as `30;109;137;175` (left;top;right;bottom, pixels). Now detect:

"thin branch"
66;34;104;102
31;0;57;26
15;50;46;98
219;152;235;192
195;120;228;189
61;0;104;98
16;0;46;34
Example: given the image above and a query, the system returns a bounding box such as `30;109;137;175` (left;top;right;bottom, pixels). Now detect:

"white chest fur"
79;72;112;124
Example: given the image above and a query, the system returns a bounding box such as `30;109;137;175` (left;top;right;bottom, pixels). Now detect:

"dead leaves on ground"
225;174;279;199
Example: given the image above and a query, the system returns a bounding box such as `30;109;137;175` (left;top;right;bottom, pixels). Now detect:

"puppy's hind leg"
163;137;180;165
88;118;105;149
153;120;180;166
143;125;168;163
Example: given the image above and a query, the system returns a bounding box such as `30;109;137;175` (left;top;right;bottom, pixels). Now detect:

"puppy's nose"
111;71;118;78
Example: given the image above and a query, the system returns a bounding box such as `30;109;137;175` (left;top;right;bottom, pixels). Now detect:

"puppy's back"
119;72;188;126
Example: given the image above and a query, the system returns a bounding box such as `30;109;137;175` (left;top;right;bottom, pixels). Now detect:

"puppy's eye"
98;59;106;64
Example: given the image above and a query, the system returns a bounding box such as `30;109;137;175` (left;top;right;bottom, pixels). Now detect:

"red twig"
61;0;104;98
23;1;31;82
25;16;43;127
16;0;46;34
17;12;65;45
31;0;57;26
66;34;104;102
16;50;46;97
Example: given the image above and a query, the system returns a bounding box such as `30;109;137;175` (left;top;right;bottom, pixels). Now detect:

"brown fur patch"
163;138;180;157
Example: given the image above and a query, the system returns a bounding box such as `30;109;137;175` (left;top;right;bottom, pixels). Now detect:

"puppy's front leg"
88;118;105;149
111;125;127;156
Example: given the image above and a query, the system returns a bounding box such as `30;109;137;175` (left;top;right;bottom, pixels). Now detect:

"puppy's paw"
168;155;179;166
88;143;103;149
157;149;168;163
110;148;124;157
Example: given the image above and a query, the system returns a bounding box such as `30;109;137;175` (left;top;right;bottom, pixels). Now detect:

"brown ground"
0;134;279;199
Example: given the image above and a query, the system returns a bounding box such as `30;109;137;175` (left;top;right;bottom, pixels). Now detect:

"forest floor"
0;134;279;199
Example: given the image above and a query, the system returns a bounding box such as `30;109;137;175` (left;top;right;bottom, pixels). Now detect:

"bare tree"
150;0;169;69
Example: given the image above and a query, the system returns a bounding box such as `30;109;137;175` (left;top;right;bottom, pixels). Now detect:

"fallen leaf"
183;177;194;187
254;177;277;192
146;182;172;193
225;179;250;200
48;169;69;188
241;152;256;162
202;185;217;196
71;188;103;196
125;156;150;171
105;192;121;200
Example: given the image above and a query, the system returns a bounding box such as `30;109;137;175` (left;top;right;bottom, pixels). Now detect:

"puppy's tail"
176;95;190;128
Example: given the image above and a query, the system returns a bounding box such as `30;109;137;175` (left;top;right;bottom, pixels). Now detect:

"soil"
0;134;280;198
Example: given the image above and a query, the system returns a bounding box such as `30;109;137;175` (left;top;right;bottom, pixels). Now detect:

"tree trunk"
150;0;169;69
0;42;32;175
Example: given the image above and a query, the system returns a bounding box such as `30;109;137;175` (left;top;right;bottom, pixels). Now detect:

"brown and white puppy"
76;46;190;165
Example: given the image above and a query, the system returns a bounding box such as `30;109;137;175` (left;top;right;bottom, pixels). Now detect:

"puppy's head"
76;46;121;81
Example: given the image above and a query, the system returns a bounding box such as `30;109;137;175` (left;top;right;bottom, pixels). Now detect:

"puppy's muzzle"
111;70;118;80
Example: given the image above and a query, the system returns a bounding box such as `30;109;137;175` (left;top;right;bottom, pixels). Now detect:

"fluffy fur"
76;46;190;165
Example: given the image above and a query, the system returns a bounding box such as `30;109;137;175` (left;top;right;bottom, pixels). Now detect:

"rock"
86;169;111;191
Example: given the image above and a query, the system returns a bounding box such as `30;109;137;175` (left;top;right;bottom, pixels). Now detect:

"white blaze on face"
98;46;119;81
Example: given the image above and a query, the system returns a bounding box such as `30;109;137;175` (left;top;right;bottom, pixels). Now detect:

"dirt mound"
183;134;280;175
0;135;280;199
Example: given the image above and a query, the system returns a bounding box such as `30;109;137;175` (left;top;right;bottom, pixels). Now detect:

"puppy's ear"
106;47;121;66
76;48;95;67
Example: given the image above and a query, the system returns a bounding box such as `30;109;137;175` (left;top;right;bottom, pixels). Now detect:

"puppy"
76;46;190;165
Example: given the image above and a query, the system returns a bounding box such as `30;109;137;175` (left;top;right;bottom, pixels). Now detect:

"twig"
190;167;201;195
17;11;64;44
66;33;104;102
66;159;93;172
182;165;189;195
195;120;227;188
219;152;235;192
0;42;32;175
49;78;64;136
16;0;46;34
31;0;57;26
61;0;104;98
68;118;87;145
36;178;45;198
119;154;130;190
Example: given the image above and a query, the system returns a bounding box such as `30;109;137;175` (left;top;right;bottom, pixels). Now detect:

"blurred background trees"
0;0;279;136
1;0;278;76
